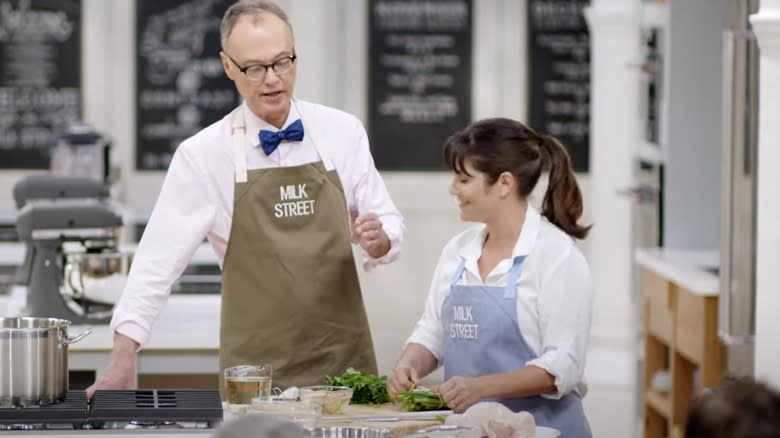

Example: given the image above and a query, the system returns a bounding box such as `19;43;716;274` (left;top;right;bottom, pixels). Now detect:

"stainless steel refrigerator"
719;0;759;378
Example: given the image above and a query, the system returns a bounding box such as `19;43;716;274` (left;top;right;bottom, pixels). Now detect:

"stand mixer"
13;175;127;324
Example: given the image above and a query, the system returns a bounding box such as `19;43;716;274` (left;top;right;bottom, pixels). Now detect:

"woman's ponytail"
539;134;591;239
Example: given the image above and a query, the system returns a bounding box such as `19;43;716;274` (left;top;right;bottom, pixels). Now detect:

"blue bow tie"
258;119;304;155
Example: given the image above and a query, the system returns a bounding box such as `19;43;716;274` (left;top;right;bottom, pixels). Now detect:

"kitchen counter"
636;248;724;437
0;290;220;375
67;294;221;374
0;239;221;375
634;247;719;296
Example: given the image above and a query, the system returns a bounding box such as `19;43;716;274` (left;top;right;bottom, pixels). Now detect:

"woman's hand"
387;365;421;398
433;376;483;413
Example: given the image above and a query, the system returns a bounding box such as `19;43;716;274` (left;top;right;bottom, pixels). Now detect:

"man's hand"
387;365;421;398
432;376;483;413
350;209;391;258
86;334;139;399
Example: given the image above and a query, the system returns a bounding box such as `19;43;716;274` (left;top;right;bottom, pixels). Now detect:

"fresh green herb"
395;389;449;411
325;368;392;405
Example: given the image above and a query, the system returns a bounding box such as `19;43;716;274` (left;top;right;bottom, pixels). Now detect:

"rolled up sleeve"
525;248;593;399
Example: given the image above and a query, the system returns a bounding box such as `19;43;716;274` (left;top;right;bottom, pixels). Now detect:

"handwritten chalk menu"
0;0;81;169
527;0;590;172
136;0;238;170
368;0;472;170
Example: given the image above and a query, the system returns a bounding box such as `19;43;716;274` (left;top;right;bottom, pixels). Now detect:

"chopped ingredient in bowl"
300;386;353;415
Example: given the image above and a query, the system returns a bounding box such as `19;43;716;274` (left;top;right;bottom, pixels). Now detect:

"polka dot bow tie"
258;119;304;155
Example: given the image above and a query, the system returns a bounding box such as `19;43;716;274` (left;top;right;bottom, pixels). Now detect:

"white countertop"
0;291;220;351
634;247;719;296
70;294;221;351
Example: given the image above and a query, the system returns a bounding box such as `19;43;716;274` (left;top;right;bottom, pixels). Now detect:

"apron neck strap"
449;255;525;299
292;99;335;172
232;106;248;183
503;256;525;299
450;259;467;287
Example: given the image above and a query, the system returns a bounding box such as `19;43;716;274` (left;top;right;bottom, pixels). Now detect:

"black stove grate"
0;391;89;426
90;389;223;426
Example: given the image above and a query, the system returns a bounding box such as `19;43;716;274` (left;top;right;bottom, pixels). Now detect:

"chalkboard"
0;0;82;169
527;0;590;173
135;0;239;171
368;0;473;170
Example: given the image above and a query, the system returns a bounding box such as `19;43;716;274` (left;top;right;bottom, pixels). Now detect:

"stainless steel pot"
0;317;91;407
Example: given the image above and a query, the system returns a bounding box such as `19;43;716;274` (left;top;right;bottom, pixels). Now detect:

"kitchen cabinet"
635;248;724;438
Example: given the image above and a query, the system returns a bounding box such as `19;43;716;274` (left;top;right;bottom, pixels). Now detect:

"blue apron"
442;256;592;437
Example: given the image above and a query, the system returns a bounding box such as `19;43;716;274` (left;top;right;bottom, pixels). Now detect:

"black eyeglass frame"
223;51;297;81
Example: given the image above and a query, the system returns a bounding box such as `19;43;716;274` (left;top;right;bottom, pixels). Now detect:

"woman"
388;118;593;437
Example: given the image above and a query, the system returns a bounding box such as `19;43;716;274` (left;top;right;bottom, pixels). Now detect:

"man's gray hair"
220;0;293;49
211;413;307;438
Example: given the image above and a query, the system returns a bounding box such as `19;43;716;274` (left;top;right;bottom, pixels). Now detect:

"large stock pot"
0;317;91;406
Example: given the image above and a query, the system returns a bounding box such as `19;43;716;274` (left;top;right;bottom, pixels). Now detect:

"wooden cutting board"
314;403;447;437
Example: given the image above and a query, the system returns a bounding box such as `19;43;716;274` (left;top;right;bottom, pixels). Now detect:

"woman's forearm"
476;365;557;399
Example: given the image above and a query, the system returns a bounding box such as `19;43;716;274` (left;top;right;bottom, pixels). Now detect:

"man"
88;0;404;394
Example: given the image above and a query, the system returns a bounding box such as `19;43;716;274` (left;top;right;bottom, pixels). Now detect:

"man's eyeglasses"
223;52;297;82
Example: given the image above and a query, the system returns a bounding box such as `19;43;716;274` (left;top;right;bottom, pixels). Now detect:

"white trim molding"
752;0;780;386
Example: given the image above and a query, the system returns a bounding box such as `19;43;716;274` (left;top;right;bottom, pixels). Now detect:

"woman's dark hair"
685;377;780;438
443;117;590;239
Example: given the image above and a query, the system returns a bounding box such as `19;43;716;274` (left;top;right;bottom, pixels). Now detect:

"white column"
583;0;641;350
751;0;780;385
583;2;641;437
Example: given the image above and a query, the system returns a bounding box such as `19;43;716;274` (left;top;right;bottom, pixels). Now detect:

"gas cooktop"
0;389;223;430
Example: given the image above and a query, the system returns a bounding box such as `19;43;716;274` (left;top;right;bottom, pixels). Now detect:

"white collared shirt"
111;100;405;346
406;206;592;399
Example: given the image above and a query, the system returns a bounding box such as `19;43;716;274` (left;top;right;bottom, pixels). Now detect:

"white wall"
663;0;724;249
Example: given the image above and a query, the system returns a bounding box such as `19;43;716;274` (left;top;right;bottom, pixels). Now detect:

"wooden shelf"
640;268;725;438
645;389;671;419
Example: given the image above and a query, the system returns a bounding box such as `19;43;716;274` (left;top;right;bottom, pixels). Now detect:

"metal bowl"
307;426;392;438
62;250;132;304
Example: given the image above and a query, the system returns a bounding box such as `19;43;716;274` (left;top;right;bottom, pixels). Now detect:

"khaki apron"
219;104;377;391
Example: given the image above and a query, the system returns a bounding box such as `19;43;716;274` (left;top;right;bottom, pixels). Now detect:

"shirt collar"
458;204;541;261
242;100;301;148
